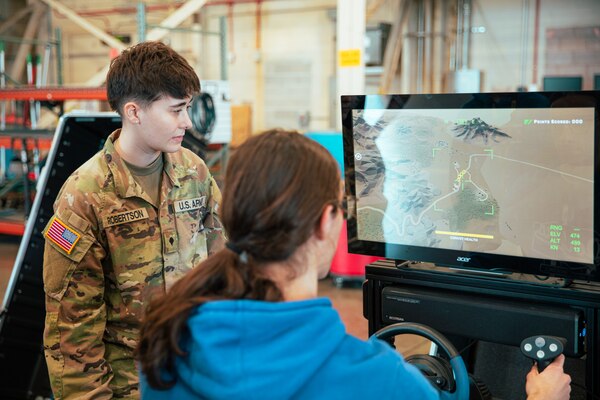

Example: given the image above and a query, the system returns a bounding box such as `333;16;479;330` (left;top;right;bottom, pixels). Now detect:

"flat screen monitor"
543;76;582;91
341;91;600;282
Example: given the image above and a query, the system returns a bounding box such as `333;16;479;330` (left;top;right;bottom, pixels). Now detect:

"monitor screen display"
341;92;600;282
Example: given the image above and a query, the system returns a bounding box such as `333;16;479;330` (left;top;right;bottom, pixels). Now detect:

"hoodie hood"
140;297;440;400
175;298;346;399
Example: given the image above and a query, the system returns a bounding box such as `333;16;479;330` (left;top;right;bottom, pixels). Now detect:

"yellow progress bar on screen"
435;230;494;239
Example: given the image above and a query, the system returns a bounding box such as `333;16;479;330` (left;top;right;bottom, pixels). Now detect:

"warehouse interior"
0;0;599;399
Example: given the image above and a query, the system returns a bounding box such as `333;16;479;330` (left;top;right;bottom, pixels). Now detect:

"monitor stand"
394;260;573;288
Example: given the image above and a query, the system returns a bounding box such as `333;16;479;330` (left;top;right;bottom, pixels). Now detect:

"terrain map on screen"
352;107;594;264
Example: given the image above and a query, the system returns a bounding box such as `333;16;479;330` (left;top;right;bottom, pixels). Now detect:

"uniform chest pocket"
175;208;206;244
103;213;160;288
174;208;209;265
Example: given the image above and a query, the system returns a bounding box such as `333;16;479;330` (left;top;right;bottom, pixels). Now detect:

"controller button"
535;337;546;347
549;343;558;352
524;343;533;352
536;350;545;359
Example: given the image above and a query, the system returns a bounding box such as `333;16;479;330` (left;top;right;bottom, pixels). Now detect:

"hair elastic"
226;242;248;264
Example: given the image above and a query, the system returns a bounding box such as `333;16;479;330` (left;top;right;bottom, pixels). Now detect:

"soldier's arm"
43;209;112;400
204;175;227;255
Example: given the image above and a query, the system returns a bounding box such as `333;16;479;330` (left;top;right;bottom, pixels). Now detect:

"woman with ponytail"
137;130;569;400
137;129;436;399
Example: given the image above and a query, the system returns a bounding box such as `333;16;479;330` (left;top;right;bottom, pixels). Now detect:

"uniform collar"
104;130;138;198
162;152;181;188
103;130;182;199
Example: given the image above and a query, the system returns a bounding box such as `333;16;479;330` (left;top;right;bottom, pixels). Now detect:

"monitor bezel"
341;91;600;282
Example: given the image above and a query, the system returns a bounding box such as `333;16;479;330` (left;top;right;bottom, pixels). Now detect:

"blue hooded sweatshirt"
140;297;439;399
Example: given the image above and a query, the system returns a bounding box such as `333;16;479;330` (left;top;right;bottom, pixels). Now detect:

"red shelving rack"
0;86;107;101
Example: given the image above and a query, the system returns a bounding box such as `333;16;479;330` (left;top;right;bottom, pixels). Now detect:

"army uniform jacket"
42;130;226;399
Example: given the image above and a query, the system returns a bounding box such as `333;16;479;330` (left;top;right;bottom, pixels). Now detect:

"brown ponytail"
138;129;341;389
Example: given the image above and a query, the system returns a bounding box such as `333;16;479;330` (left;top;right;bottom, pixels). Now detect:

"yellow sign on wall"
339;49;361;67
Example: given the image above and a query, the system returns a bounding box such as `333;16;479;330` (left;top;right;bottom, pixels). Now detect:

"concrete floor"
0;235;428;354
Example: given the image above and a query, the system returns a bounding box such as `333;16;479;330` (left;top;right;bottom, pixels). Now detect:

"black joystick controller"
520;335;566;372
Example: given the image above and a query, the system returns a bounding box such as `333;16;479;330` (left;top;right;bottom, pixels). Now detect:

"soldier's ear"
123;102;141;125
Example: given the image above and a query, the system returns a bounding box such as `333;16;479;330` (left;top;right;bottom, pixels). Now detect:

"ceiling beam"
366;0;387;20
8;5;45;83
84;0;208;86
379;0;411;93
37;0;127;52
146;0;208;41
0;6;34;35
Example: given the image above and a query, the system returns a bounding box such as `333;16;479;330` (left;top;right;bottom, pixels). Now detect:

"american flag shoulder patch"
45;216;81;255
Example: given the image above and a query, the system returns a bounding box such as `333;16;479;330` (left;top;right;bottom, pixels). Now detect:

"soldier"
42;41;226;399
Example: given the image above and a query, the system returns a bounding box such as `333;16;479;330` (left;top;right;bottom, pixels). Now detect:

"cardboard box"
231;104;252;147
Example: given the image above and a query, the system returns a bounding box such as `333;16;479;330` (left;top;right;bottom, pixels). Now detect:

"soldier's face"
137;95;193;154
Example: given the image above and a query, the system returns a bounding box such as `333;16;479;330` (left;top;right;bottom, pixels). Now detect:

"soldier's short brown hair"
107;41;200;115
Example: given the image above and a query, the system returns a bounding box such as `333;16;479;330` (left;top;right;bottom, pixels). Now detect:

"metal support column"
55;28;63;85
219;15;228;81
137;2;147;43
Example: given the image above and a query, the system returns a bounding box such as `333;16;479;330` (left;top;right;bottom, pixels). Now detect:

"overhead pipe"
58;0;278;18
53;4;180;18
207;0;274;5
207;4;335;18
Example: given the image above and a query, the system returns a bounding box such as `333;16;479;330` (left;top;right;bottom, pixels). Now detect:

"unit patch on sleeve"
103;208;149;227
45;216;81;254
174;197;206;213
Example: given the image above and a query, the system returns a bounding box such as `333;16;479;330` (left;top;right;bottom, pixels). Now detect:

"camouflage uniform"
42;130;226;399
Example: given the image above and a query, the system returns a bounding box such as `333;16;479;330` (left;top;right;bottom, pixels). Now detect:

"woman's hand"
525;354;571;400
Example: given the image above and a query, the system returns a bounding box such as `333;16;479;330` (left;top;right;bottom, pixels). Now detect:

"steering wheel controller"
373;322;470;400
520;335;566;372
374;324;566;400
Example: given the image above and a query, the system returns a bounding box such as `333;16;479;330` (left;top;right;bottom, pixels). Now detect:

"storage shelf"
0;87;107;101
0;219;25;236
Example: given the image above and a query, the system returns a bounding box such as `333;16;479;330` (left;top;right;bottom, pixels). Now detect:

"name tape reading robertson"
174;197;206;213
104;208;149;227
